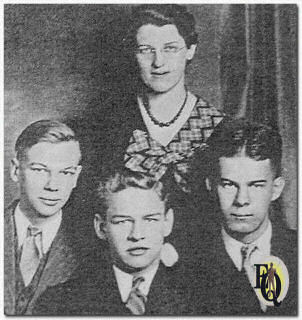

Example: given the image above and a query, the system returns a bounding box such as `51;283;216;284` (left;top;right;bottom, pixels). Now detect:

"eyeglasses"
136;45;186;58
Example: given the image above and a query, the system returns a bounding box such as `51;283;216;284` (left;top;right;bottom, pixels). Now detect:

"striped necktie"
125;276;147;315
19;225;43;286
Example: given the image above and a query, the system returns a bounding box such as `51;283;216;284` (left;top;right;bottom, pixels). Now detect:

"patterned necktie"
19;225;43;286
241;244;257;272
125;276;147;315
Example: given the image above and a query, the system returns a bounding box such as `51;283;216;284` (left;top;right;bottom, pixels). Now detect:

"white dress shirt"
113;262;159;303
15;203;62;255
222;220;272;311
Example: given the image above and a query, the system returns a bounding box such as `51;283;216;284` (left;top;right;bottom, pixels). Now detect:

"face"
95;188;173;272
11;141;82;221
213;156;284;243
135;24;196;93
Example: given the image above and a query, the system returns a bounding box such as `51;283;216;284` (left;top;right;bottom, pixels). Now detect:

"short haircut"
190;118;283;186
15;119;81;162
127;4;198;48
95;168;174;219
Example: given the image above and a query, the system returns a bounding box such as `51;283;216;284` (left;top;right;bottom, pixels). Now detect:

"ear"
72;165;82;188
271;176;285;201
205;177;212;192
186;44;197;61
163;208;174;237
94;213;107;240
10;158;20;183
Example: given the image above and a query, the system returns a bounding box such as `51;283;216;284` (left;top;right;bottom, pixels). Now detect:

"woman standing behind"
123;4;224;198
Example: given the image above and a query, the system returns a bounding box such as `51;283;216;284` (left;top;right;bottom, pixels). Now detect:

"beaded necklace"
142;91;188;128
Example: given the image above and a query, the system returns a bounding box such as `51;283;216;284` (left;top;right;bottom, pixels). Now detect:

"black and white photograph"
3;2;298;316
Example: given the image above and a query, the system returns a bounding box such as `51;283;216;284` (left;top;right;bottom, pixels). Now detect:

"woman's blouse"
124;96;224;191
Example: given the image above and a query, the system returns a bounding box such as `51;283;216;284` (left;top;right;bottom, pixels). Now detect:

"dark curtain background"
4;4;297;229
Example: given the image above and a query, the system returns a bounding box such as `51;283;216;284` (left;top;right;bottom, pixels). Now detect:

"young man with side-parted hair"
4;120;82;315
33;168;192;315
190;118;297;315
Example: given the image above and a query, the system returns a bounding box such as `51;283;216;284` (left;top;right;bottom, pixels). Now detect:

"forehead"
136;24;183;44
24;141;81;167
218;156;274;181
107;187;165;218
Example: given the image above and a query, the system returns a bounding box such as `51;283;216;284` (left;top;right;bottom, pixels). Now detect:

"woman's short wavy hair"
126;4;198;49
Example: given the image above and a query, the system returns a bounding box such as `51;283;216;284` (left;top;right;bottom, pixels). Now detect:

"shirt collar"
222;220;272;271
113;262;159;303
14;202;62;254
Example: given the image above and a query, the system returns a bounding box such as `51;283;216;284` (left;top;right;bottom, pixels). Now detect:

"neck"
224;217;270;244
143;81;187;122
19;200;60;227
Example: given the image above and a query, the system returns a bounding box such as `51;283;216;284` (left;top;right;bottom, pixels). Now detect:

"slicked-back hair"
95;168;174;219
15;119;81;162
191;118;283;185
126;4;198;49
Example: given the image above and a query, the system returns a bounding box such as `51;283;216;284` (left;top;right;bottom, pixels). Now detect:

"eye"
145;217;159;223
251;183;265;188
137;46;153;54
30;167;47;173
111;218;132;225
60;170;75;176
163;45;178;53
220;181;236;190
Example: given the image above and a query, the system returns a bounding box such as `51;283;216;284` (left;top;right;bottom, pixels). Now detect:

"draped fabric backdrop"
218;4;297;229
4;4;297;229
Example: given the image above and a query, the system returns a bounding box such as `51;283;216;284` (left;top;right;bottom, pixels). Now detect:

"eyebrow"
111;215;132;219
28;162;47;167
164;41;180;45
61;166;78;170
220;178;268;185
28;163;78;170
138;41;179;47
144;213;162;218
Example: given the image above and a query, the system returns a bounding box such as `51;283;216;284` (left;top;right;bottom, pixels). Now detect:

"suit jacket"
33;246;192;316
4;200;80;315
191;220;297;316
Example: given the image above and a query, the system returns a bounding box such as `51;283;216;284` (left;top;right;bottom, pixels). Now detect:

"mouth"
231;213;253;220
151;71;169;77
39;197;61;206
127;247;149;256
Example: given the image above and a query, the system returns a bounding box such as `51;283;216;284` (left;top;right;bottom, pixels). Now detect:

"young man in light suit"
4;120;82;315
34;168;192;315
190;118;297;315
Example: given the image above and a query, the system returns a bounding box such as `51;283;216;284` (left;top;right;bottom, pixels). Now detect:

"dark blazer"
4;200;80;315
192;220;298;316
33;247;191;316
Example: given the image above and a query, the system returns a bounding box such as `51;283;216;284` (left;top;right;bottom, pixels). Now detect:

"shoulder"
194;96;225;118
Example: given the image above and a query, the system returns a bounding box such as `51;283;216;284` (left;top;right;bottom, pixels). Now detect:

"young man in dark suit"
34;168;190;315
190;118;297;315
4;120;82;315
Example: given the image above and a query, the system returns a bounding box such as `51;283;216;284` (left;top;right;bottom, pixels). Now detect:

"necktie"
19;226;43;287
241;244;258;288
125;276;147;315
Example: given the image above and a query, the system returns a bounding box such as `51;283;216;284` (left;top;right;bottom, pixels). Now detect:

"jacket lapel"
26;218;79;313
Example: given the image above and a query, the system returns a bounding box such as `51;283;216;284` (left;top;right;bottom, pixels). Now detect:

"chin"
227;222;256;235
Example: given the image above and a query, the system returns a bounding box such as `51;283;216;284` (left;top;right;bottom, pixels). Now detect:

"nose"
127;221;145;241
152;49;165;68
234;186;250;207
44;172;59;191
